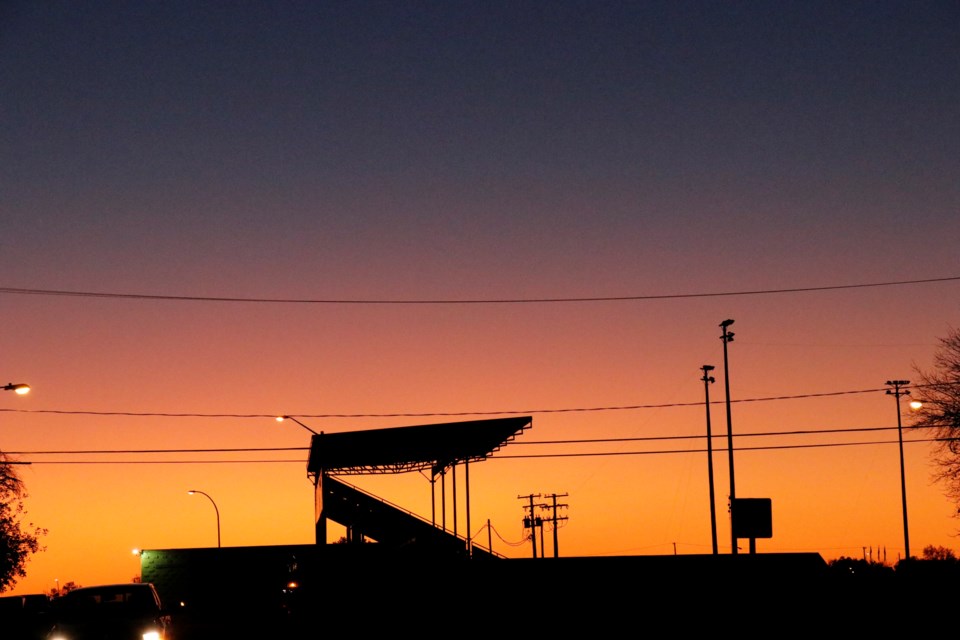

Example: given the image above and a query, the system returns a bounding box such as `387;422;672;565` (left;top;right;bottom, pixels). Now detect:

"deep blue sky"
3;1;957;298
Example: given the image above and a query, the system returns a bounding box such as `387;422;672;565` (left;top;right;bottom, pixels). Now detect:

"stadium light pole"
701;365;719;555
719;319;737;555
3;383;30;395
187;490;221;548
885;380;911;560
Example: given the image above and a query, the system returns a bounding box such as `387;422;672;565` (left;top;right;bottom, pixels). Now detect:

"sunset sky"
2;1;959;595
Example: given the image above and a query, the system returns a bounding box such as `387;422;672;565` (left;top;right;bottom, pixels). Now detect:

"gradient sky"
2;1;959;595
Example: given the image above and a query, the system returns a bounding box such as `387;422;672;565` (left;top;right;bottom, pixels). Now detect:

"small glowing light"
132;548;140;556
909;400;923;411
276;416;285;422
3;383;30;394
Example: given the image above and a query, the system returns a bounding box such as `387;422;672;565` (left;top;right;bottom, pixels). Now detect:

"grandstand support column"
453;463;458;538
441;469;447;531
430;474;437;527
465;458;472;556
314;471;327;545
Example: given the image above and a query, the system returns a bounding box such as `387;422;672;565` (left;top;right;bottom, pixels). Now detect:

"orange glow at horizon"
5;288;960;596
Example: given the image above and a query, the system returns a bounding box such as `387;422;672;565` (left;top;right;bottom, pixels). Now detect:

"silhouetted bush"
826;556;895;581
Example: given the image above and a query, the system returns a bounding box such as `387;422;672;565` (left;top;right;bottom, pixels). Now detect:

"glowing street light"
187;490;221;548
276;415;319;434
3;383;30;395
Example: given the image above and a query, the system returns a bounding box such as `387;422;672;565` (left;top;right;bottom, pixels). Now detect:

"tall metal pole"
719;319;737;555
701;365;719;555
886;380;911;560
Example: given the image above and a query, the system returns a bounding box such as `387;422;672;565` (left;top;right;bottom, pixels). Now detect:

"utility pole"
540;493;568;558
519;494;543;558
701;365;719;555
886;379;912;559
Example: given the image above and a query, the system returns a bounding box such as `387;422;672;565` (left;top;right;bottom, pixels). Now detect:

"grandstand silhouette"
306;416;532;558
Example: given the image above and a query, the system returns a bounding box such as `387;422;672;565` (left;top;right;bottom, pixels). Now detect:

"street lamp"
885;380;912;560
719;319;737;555
187;490;221;548
3;383;30;395
701;365;719;555
276;415;319;434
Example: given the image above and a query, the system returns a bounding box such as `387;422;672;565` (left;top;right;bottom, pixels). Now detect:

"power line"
10;437;945;465
1;275;957;305
5;428;942;463
0;385;910;421
17;459;304;465
513;425;909;444
495;437;948;459
5;447;307;454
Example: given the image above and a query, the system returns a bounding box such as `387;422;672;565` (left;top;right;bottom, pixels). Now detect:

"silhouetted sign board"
731;498;772;539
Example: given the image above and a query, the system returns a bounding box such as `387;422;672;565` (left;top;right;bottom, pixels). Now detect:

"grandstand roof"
306;416;532;475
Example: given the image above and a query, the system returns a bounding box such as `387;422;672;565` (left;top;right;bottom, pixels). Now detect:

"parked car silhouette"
45;583;172;640
0;593;53;639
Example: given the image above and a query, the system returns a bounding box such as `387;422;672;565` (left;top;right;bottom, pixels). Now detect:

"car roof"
69;583;155;591
61;583;159;598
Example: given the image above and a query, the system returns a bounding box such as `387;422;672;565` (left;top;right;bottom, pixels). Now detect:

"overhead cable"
0;275;957;305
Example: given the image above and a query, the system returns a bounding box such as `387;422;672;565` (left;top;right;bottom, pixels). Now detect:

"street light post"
187;490;221;548
277;415;319;434
885;379;911;560
2;383;30;395
701;365;719;555
719;319;737;555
